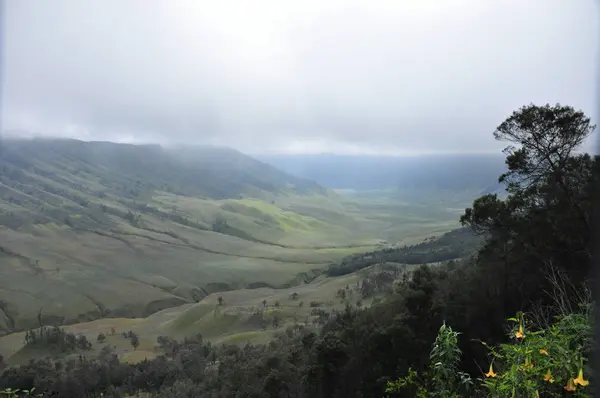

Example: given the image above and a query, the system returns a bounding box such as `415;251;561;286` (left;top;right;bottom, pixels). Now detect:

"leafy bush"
0;388;40;397
483;307;593;397
387;304;593;397
385;323;473;397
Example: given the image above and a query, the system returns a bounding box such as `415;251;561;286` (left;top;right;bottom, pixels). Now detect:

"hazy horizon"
3;1;598;155
0;135;512;158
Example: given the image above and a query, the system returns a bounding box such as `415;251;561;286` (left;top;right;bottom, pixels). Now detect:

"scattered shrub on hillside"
23;326;91;353
130;332;140;350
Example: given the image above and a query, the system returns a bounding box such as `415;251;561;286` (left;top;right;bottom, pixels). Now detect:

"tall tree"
460;103;596;321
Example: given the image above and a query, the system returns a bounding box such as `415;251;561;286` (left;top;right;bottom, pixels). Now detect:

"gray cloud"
2;0;598;154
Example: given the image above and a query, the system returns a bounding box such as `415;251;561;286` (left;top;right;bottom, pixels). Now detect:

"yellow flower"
539;349;548;355
574;368;589;387
521;356;534;370
543;370;554;383
534;391;540;398
564;378;576;392
515;325;525;340
485;363;497;378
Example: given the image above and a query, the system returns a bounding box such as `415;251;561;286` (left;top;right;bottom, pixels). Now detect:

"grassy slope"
0;139;479;336
0;258;439;366
0;270;371;366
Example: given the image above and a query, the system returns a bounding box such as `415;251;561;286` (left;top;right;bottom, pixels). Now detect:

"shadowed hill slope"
0;138;328;201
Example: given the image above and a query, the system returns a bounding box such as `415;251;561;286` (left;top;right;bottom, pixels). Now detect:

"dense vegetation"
327;227;484;276
0;103;595;397
23;326;93;353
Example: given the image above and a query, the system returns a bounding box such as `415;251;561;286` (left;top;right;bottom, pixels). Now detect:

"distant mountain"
0;138;328;201
256;153;507;194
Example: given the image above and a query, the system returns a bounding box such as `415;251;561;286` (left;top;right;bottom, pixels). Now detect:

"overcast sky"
2;0;598;155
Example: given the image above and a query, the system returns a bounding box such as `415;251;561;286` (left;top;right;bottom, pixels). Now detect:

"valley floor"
0;189;469;334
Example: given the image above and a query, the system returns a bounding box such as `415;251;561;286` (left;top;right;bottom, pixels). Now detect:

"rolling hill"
0;227;481;366
0;139;475;334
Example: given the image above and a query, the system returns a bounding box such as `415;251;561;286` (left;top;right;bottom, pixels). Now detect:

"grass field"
0;186;472;334
0;268;384;366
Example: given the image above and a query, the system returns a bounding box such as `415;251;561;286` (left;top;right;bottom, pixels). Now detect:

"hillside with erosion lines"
0;139;475;333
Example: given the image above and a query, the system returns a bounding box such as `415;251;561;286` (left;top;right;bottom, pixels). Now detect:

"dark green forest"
0;103;596;397
327;227;484;276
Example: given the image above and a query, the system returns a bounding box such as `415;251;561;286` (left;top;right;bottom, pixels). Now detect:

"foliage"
453;103;596;376
483;307;593;397
460;103;595;294
328;228;483;276
0;388;40;397
386;323;473;397
130;332;140;350
387;303;593;398
23;326;92;352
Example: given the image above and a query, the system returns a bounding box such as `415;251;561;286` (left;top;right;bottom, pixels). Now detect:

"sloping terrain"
0;272;365;365
0;263;408;366
0;221;476;367
0;139;473;335
0;139;347;333
0;139;480;335
0;138;327;202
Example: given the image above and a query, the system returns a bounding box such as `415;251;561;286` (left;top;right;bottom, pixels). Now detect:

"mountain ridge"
0;138;330;200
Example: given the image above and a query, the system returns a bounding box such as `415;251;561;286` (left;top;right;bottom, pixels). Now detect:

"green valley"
0;104;594;398
2;1;594;394
0;139;472;335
